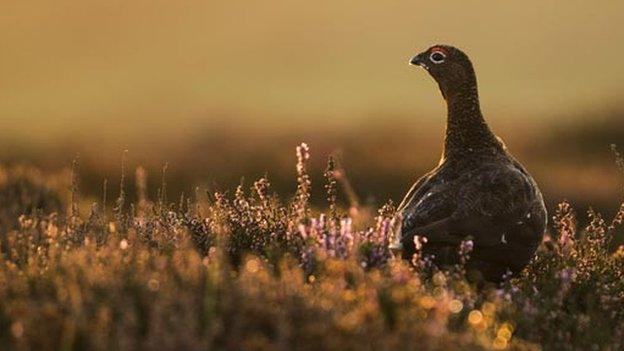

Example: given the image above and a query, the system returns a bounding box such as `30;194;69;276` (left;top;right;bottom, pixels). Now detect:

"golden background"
1;1;623;214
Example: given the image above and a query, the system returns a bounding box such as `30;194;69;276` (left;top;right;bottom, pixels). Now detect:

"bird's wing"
399;178;458;242
451;164;537;246
400;163;536;247
458;166;529;217
396;170;435;213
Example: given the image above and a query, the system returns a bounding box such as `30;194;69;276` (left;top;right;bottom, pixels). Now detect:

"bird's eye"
430;51;446;64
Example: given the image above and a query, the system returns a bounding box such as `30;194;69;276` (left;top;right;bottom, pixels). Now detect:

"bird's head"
409;45;476;100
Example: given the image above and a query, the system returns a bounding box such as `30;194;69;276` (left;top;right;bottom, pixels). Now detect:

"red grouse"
390;45;547;282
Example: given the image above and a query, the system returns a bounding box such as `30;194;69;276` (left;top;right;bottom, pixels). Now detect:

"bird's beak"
409;55;421;66
409;54;428;70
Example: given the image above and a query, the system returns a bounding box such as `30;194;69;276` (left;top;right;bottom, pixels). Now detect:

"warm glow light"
449;299;463;313
468;310;483;325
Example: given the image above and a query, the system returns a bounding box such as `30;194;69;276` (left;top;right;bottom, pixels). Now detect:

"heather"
0;144;623;351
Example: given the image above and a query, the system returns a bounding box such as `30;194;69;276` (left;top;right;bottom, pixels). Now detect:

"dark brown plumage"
391;45;547;282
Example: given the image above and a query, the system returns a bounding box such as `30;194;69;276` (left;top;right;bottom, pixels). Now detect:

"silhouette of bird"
390;45;547;282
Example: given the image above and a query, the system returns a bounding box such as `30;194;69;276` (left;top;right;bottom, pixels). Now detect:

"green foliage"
0;146;623;350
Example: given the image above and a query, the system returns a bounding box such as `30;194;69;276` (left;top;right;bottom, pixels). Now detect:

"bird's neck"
442;80;501;159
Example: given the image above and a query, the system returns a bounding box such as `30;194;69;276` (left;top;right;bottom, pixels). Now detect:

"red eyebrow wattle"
430;46;448;55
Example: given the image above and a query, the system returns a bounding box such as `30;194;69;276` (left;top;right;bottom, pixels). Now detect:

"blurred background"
1;1;624;217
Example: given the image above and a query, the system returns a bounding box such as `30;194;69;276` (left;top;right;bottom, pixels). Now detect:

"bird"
389;45;547;283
